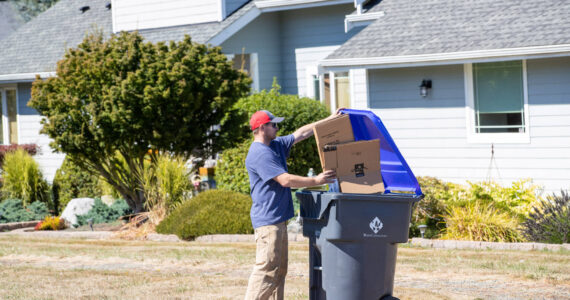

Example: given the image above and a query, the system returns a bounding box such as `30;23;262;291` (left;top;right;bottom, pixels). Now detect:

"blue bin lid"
341;109;423;196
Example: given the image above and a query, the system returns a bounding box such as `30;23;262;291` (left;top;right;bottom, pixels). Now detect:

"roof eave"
0;72;56;83
255;0;353;12
321;44;570;69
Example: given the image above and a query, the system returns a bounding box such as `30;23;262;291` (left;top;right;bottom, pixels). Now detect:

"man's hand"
314;170;336;185
273;170;336;188
293;108;346;145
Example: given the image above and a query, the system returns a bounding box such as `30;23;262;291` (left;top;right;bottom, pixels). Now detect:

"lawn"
0;235;568;299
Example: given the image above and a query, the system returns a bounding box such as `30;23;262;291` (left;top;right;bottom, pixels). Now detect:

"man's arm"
273;170;336;188
292;108;344;145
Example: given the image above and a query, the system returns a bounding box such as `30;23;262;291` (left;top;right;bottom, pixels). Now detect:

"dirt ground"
0;234;568;299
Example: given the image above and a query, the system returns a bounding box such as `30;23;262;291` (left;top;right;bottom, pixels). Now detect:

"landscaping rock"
60;198;95;227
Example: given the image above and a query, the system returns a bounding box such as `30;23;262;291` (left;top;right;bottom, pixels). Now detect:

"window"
465;60;529;143
335;72;350;109
0;88;18;144
228;53;259;91
473;61;525;133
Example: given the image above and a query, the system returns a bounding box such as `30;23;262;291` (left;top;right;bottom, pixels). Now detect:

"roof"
325;0;570;63
0;0;256;78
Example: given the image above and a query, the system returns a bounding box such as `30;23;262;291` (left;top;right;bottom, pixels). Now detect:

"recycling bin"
298;191;421;299
298;109;424;299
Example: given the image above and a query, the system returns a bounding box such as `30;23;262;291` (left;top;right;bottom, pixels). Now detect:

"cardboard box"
313;114;354;170
335;140;384;194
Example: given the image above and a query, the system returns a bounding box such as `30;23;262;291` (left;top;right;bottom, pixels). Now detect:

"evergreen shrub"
1;149;50;207
156;190;253;240
53;157;102;214
522;190;570;244
217;82;330;194
76;198;131;226
0;199;49;223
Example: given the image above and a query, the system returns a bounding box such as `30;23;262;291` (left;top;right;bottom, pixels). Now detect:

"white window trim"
464;61;531;144
305;65;318;99
329;71;337;112
0;85;19;145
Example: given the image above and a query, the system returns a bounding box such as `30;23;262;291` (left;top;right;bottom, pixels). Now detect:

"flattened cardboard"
336;140;384;194
313;114;354;170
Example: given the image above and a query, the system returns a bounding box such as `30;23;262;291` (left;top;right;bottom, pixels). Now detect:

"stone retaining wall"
0;221;40;232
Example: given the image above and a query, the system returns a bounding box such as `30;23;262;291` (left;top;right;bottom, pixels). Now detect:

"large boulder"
60;198;95;227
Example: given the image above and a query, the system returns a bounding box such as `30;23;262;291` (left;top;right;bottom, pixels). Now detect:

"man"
244;109;339;299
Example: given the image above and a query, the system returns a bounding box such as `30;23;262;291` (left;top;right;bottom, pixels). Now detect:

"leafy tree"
9;0;59;22
30;31;251;212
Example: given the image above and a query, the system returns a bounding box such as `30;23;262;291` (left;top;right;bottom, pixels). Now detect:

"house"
319;0;570;194
0;0;363;182
0;0;568;194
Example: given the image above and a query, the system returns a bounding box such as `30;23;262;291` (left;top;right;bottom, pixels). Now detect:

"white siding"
17;83;64;183
295;45;339;97
351;68;367;109
112;0;220;32
367;57;570;194
279;4;360;94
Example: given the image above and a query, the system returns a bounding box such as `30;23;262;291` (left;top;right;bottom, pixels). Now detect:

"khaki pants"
245;222;288;300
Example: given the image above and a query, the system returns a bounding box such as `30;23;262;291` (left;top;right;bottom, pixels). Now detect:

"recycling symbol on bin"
369;217;384;234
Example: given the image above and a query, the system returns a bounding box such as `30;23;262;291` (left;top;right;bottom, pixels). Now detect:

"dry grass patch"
0;235;568;299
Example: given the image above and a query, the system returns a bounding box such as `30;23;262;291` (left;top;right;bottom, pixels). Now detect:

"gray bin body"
297;191;420;300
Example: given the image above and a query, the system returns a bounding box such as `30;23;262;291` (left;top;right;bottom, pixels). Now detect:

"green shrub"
217;82;330;194
142;154;193;212
53;157;102;214
412;177;540;240
0;199;49;223
411;177;455;238
441;201;525;242
156;190;253;240
1;149;50;207
216;140;252;194
522;190;570;244
76;198;131;226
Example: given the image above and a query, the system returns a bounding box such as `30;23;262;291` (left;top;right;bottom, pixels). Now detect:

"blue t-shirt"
245;134;296;228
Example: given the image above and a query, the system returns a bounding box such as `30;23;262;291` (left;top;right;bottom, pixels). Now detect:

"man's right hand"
314;170;336;185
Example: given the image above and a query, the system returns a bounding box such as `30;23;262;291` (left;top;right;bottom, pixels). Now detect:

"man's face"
262;122;279;140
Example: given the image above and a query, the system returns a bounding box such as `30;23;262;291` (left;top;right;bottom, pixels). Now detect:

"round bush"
156;190;253;240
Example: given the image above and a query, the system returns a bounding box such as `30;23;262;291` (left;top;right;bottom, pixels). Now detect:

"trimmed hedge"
156;190;253;240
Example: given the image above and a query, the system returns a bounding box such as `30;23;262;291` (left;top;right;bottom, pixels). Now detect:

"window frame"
225;52;259;92
0;85;20;145
464;60;530;144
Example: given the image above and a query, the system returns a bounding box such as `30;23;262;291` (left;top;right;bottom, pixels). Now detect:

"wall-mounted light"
419;79;432;97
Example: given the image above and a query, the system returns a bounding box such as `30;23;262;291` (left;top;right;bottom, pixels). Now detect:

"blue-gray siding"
221;4;360;93
366;56;570;193
225;0;249;18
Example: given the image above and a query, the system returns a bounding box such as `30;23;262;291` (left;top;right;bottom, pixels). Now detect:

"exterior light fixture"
419;79;432;97
418;224;427;238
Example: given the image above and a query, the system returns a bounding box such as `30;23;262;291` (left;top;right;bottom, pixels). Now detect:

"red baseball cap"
250;110;284;130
